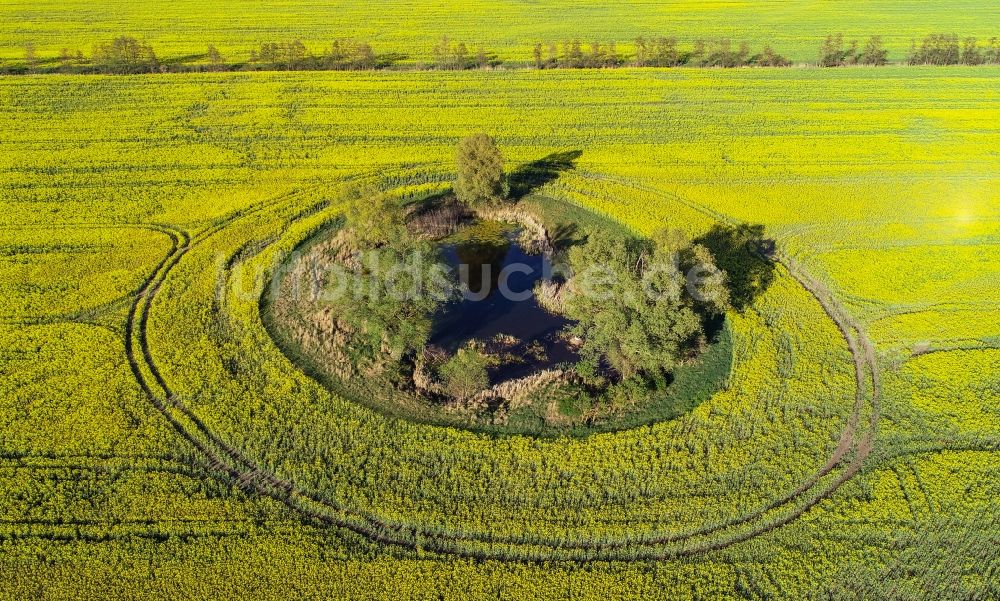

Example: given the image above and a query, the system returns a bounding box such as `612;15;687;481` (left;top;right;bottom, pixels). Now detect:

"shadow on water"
695;223;777;312
507;150;583;201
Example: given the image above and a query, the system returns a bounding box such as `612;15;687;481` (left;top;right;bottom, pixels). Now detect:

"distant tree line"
532;40;626;69
907;34;1000;65
93;36;160;74
3;36;395;75
818;34;890;66
532;38;791;69
817;33;1000;67
19;36;163;74
246;39;390;70
6;32;1000;75
431;36;501;70
635;38;794;68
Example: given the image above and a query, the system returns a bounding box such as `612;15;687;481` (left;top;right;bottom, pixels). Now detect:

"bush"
908;34;961;65
433;37;497;69
987;38;1000;64
961;37;984;65
753;45;793;67
858;36;888;66
438;347;490;401
698;39;751;68
250;40;309;69
323;239;453;361
819;33;859;67
634;37;683;67
343;187;408;249
326;40;378;70
249;39;380;70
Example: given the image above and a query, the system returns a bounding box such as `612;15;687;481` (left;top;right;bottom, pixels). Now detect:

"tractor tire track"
0;223;179;327
124;174;882;561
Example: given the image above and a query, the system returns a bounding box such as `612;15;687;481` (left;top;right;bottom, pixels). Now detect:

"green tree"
819;33;858;67
634;37;649;67
206;44;224;70
608;41;621;66
909;33;961;65
24;42;37;72
754;44;792;67
858;36;888;66
588;41;604;67
343;187;408;249
438;346;490;401
58;48;73;71
961;37;984;65
251;40;312;69
92;36;158;74
690;39;707;66
454;134;506;207
547;42;558;66
652;37;682;67
986;38;1000;64
325;40;377;70
325;240;452;360
562;230;719;379
563;39;584;68
653;229;731;315
454;42;469;67
702;39;751;68
433;36;477;69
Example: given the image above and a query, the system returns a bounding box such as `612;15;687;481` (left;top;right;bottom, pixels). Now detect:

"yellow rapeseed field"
0;67;997;597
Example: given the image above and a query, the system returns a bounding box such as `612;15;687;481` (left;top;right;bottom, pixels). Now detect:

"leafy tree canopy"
562;228;730;379
343;186;409;249
438;346;491;400
455;134;507;207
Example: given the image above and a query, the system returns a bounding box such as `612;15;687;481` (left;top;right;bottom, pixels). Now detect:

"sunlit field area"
1;65;997;598
3;0;1000;65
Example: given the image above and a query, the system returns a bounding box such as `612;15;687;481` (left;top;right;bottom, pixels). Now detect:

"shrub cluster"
247;39;384;70
908;34;1000;65
532;38;791;69
431;36;501;70
6;36;392;74
10;32;1000;75
532;40;626;69
818;34;889;66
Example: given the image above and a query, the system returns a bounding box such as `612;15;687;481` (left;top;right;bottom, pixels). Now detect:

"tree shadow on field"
507;149;583;200
695;223;777;312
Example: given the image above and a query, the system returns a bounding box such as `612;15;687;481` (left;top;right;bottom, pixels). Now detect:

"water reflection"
453;222;510;299
430;221;578;383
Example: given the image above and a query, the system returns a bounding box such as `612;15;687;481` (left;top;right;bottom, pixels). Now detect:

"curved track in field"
0;223;179;327
123;173;881;561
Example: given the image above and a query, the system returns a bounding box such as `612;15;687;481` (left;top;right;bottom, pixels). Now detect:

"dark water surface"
429;223;578;382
